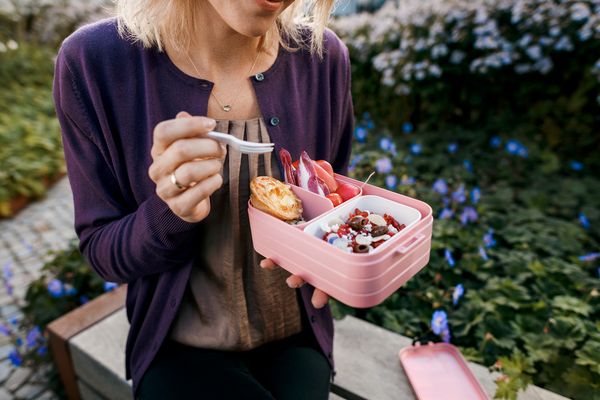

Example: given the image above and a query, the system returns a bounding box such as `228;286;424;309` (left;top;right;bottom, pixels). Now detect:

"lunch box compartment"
248;174;433;308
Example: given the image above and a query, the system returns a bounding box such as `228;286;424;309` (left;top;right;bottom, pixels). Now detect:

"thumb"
176;111;192;119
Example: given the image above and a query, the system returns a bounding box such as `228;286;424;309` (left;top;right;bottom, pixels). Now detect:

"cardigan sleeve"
53;43;201;284
331;40;354;176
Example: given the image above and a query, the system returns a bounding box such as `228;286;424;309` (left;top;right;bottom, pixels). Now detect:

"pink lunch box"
247;174;434;308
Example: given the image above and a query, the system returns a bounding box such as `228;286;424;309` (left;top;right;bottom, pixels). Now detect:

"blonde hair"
115;0;336;57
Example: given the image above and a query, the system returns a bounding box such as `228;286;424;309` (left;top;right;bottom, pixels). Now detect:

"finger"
259;259;277;270
168;173;224;219
152;116;216;158
156;158;224;200
176;111;192;119
286;275;305;289
149;137;226;181
311;289;329;309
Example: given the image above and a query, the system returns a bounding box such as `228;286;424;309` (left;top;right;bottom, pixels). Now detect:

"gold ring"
170;171;186;190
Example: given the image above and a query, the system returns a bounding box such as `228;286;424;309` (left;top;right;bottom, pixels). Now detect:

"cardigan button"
254;73;265;81
269;117;280;126
310;315;316;323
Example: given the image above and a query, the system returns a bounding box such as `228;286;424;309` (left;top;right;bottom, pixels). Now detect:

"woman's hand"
259;259;330;309
148;111;227;223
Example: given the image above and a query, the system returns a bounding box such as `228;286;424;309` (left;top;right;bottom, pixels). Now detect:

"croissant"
250;176;303;221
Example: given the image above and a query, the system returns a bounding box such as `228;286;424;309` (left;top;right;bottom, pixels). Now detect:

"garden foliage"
333;0;600;169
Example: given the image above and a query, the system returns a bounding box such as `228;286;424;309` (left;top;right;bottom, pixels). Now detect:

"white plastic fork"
206;130;275;154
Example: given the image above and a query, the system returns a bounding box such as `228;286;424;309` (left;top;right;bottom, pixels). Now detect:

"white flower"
6;39;18;50
571;3;591;21
554;36;574;51
525;45;542;60
0;42;6;53
450;50;466;64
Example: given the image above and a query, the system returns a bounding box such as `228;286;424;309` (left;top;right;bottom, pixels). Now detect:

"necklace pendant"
222;105;232;112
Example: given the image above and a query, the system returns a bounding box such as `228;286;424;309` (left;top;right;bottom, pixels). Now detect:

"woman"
53;0;354;398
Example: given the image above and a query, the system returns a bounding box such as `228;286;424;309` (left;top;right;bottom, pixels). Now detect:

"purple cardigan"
53;18;354;397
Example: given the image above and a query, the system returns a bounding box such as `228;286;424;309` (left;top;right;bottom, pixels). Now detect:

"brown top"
169;117;303;350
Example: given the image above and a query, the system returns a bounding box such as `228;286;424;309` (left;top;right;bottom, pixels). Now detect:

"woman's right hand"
148;111;226;223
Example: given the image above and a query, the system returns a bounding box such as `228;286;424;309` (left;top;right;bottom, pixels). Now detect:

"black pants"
137;327;331;400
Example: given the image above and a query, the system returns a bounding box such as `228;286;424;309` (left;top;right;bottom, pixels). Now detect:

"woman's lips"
255;0;284;12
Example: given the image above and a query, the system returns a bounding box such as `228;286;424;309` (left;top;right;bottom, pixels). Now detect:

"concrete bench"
48;285;569;400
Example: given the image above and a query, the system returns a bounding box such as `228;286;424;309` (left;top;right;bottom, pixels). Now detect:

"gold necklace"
185;46;262;113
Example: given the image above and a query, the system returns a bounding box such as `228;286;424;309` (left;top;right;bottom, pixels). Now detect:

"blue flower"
401;176;415;185
506;140;520;154
442;197;450;207
471;187;481;204
490;136;502;148
402;122;414;134
375;157;393;174
47;279;64;298
37;346;48;356
8;349;22;367
104;282;118;292
348;154;364;172
385;175;397;190
64;284;78;296
79;295;90;304
441;327;452;343
483;229;497;248
354;126;368;143
0;324;11;336
379;137;393;152
452;284;465;306
579;212;590;229
460;206;478;225
410;143;422;155
16;337;23;346
431;310;448;335
2;262;13;280
433;179;448;195
439;208;454;219
463;159;473;173
9;316;18;326
570;161;584;171
447;143;458;153
479;246;489;261
579;253;600;262
445;248;456;267
452;185;466;203
26;326;42;348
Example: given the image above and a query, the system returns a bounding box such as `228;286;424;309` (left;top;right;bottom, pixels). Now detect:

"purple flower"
479;246;489;261
484;229;497;248
47;279;64;298
579;212;590;229
5;282;13;296
8;349;22;367
452;284;465;305
490;136;502;148
570;161;584;171
0;324;11;336
579;253;600;262
401;176;415;185
375;157;393;174
431;310;448;335
354;126;368;143
2;263;13;280
433;179;448;195
385;175;397;189
410;143;422;154
471;187;481;204
26;326;42;348
448;143;458;153
460;206;478;225
441;327;452;343
463;160;473;173
445;248;456;267
439;208;454;219
403;122;414;134
379;137;393;152
452;185;466;203
104;282;118;292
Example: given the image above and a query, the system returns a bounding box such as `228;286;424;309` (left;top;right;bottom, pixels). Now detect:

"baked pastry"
250;176;303;221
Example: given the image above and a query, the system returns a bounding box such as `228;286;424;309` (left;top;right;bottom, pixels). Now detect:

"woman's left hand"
259;259;329;309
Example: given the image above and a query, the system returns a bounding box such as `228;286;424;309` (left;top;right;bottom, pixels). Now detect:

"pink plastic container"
247;174;433;308
399;342;490;400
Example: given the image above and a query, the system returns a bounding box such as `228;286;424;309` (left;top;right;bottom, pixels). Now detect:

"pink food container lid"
248;174;434;308
399;342;490;400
